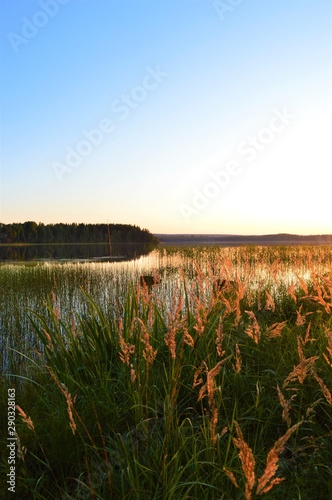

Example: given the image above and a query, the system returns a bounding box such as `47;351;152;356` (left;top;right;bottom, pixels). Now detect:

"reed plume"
194;357;231;443
312;371;332;405
164;293;184;359
223;467;239;489
234;343;242;374
215;318;225;358
182;327;195;348
265;321;287;339
323;327;332;367
296;275;308;295
287;283;297;302
226;419;303;497
303;321;315;344
136;318;157;365
47;366;77;435
245;310;261;344
16;405;35;431
118;318;136;366
295;305;313;327
232;421;256;500
264;291;275;312
283;338;318;387
15;431;27;461
276;385;297;428
256;421;302;495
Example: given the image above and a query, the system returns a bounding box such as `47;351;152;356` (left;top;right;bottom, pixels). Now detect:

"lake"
1;245;331;377
0;242;155;262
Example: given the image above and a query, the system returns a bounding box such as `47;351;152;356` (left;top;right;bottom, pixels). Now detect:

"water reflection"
0;242;156;262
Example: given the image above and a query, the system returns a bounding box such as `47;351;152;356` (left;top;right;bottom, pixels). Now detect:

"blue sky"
0;0;331;234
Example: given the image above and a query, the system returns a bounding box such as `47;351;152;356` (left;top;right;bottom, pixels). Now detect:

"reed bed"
0;245;332;498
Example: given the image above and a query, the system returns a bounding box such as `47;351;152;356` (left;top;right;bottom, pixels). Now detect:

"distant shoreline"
155;234;332;246
1;234;331;248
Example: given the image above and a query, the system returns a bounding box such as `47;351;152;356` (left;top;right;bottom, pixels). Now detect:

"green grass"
1;245;332;498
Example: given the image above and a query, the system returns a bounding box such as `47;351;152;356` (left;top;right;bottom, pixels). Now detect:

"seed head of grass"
256;421;302;495
16;405;35;431
232;421;256;500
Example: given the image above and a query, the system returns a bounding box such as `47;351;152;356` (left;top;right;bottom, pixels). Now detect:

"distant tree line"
0;222;160;246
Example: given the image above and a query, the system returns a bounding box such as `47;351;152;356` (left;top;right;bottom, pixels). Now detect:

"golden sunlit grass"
0;245;332;498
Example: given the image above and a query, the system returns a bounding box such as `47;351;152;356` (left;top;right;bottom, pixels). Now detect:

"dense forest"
0;222;159;246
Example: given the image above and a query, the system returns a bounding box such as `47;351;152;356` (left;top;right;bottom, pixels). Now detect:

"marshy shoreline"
1;245;332;498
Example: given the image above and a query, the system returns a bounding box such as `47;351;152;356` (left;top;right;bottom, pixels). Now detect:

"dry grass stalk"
297;336;304;360
193;288;209;336
223;467;239;488
193;260;207;306
118;318;136;365
296;305;313;327
192;364;203;389
136;318;158;365
265;321;287;339
220;426;228;438
219;256;233;280
42;328;54;351
215;318;225;358
245;311;261;344
16;405;35;431
257;289;262;311
256;421;302;495
270;258;281;279
47;367;77;435
323;353;332;368
323;328;332;367
287;284;297;302
312;371;332;405
84;454;95;500
234;343;242;373
46;367;100;448
265;291;276;312
195;357;231;444
236;276;245;300
276;385;296;428
283;339;318;387
221;296;234;316
51;291;60;321
165;294;184;358
233;277;245;326
233;421;256;500
130;364;136;383
164;325;177;359
296;275;308;295
283;357;318;386
311;294;331;313
303;321;315;344
182;327;195;348
15;431;27;461
303;280;331;313
196;358;231;403
65;391;77;435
